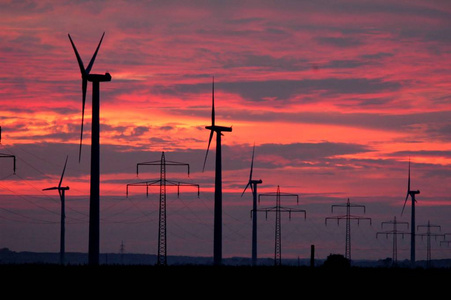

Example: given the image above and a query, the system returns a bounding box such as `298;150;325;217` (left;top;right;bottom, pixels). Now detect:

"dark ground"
1;263;449;296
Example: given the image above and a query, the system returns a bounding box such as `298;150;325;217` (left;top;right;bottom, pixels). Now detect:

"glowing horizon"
1;0;450;261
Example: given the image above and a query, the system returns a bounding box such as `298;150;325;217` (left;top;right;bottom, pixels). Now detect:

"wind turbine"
203;77;232;266
241;144;262;266
401;158;420;266
43;155;69;265
68;32;111;265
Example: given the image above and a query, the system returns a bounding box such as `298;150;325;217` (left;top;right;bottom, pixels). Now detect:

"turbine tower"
241;144;262;266
42;155;69;265
68;32;111;265
202;77;232;266
401;159;420;266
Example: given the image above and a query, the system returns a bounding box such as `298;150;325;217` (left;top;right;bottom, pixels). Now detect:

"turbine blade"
86;32;105;74
241;182;250;197
79;79;87;162
249;144;255;182
407;158;411;192
43;187;58;191
58;155;69;188
401;194;409;216
202;130;214;172
211;76;215;126
68;34;86;76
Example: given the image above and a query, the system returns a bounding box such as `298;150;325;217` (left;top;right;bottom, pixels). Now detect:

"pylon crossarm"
325;216;371;226
331;204;366;213
0;153;16;173
164;161;190;176
417;224;441;231
417;233;445;240
356;217;372;225
376;230;410;238
164;180;200;197
126;179;160;197
136;161;161;175
376;232;388;239
381;220;409;229
254;208;272;219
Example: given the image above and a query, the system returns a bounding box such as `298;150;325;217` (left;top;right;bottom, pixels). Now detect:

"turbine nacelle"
43;186;70;191
87;73;112;82
205;125;232;133
401;159;420;215
42;155;70;198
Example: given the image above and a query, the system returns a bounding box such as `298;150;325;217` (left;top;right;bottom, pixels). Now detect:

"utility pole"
376;216;409;266
126;151;200;266
120;240;125;264
256;185;306;266
417;220;444;268
325;198;371;262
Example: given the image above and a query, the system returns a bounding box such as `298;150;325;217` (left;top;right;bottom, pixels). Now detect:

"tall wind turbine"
401;158;420;266
68;32;111;265
203;77;232;266
241;144;262;266
43;155;70;265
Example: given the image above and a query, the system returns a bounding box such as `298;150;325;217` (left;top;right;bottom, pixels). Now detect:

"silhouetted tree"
322;254;350;269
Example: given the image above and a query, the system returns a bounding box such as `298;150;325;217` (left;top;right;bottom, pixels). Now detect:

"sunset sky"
1;0;450;263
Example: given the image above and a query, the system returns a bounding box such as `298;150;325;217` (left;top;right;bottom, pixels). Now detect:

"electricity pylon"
417;220;445;268
0;127;16;174
440;234;451;247
256;185;306;266
126;151;200;266
376;216;409;266
0;153;15;174
325;198;372;262
119;240;125;264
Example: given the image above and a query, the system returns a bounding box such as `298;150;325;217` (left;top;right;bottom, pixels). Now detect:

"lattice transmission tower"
256;185;306;266
417;220;444;268
126;151;200;266
325;198;371;262
376;216;409;266
0;127;16;174
440;233;451;247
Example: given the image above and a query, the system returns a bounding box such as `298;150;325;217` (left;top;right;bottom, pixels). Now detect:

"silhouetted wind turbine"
68;32;111;265
241;144;262;266
401;158;420;266
203;77;232;266
42;155;69;265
